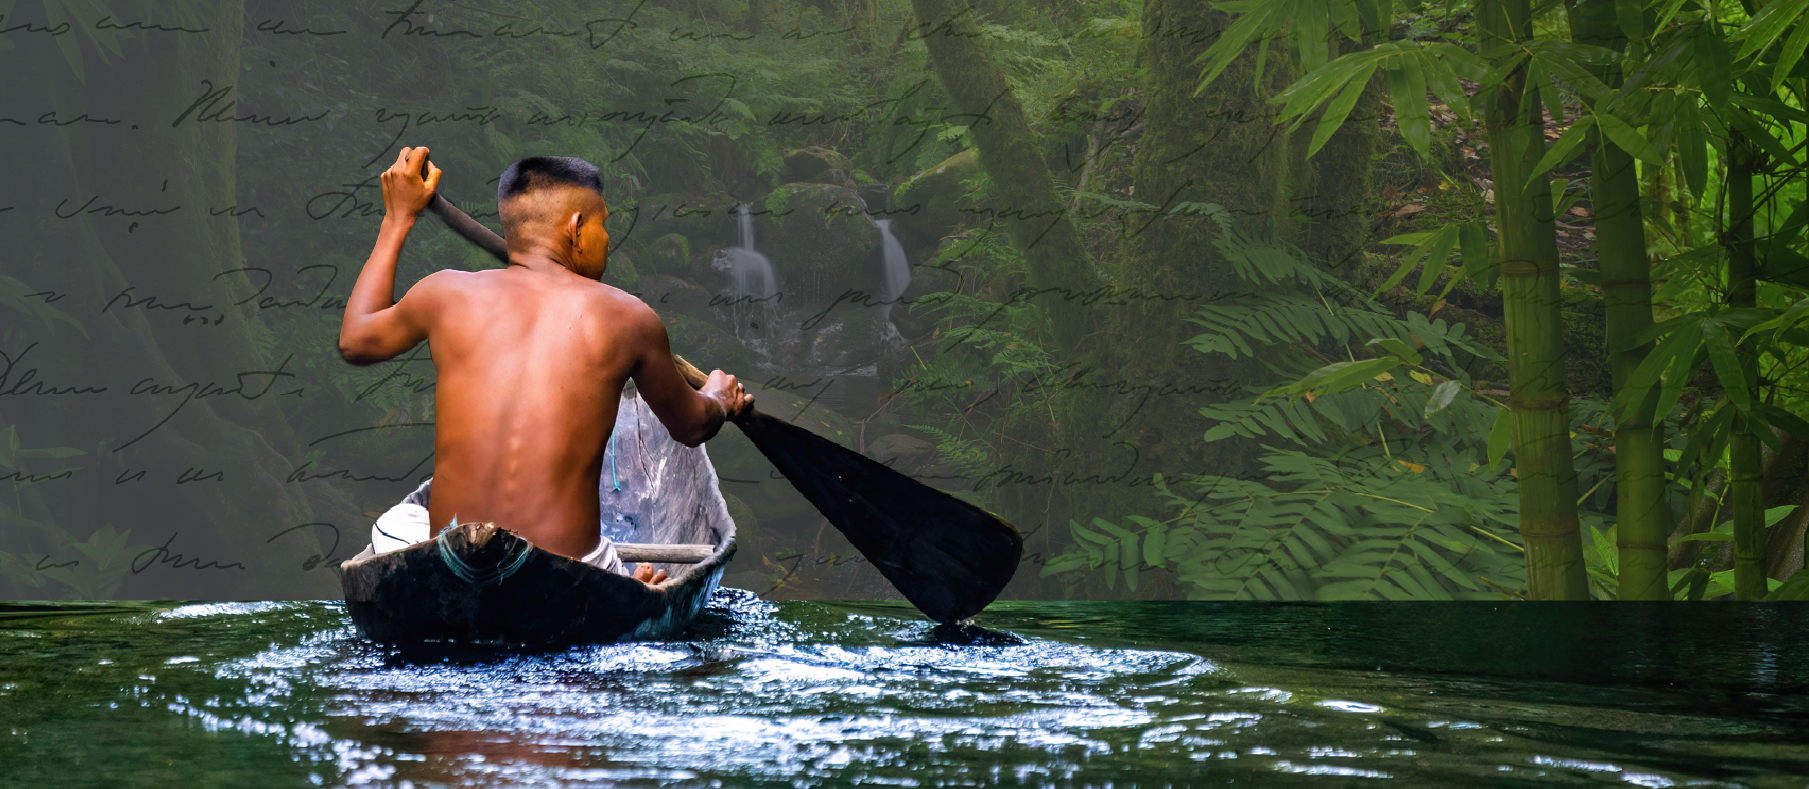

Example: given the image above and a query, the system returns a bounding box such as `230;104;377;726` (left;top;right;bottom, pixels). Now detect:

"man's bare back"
338;148;752;574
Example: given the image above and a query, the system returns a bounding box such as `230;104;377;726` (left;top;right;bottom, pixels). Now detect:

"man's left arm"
339;146;443;365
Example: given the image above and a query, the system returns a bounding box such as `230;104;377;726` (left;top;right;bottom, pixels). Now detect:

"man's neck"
506;245;577;276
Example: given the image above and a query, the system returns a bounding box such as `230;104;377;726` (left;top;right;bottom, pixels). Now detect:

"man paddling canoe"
338;147;754;588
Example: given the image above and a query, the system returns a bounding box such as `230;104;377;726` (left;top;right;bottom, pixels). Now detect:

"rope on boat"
609;429;622;492
436;527;532;586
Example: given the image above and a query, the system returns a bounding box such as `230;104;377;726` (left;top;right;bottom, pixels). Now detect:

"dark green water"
3;594;1807;787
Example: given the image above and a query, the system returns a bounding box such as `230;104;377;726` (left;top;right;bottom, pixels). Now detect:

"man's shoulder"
582;279;656;321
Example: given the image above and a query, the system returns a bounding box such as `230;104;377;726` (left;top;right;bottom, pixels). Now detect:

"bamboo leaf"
1419;46;1474;122
1531;60;1566;129
1192;0;1291;94
1613;0;1644;43
1388;55;1432;157
1772;12;1809;91
1457;221;1494;287
1764;568;1809;601
1523;117;1595;190
1676;532;1733;542
1678;98;1707;196
1309;62;1384;158
1701;323;1751;414
1653;0;1693;32
1414;224;1460;295
1693;23;1732;111
1753;401;1809;443
1594;110;1664;167
1678;401;1736;473
1734;0;1809;62
1487;407;1513;470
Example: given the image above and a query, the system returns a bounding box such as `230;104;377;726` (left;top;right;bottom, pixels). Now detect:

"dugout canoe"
339;392;738;646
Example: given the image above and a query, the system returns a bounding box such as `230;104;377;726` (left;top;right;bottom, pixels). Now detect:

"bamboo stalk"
1478;0;1587;599
1727;130;1766;600
1567;0;1667;599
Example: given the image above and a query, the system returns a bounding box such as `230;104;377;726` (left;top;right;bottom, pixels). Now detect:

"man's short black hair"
497;156;604;203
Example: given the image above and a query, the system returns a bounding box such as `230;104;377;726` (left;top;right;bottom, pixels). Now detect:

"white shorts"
368;501;626;575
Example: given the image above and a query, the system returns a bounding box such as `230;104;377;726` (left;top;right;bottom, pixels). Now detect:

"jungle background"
1;0;1805;601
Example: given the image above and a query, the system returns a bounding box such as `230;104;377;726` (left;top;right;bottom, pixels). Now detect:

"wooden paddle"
420;190;1022;623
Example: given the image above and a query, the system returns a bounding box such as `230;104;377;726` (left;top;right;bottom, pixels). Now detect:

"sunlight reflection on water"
2;594;1806;786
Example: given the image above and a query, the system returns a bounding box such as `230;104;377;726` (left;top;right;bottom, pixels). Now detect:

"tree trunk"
1727;130;1766;600
1105;0;1295;486
1477;0;1587;599
1566;0;1666;599
906;0;1103;349
1;1;335;599
1300;37;1383;271
749;0;774;35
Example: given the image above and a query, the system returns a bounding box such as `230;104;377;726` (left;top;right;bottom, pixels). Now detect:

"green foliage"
1046;195;1530;598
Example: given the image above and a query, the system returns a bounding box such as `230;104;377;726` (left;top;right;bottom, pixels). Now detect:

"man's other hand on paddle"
383;146;441;218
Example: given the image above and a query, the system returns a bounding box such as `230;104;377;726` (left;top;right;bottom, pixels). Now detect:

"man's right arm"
626;303;751;447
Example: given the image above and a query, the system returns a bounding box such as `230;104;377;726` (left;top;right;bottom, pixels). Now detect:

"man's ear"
563;210;583;250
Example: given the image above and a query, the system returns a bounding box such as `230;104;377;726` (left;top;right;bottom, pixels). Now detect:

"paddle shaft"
614;543;714;563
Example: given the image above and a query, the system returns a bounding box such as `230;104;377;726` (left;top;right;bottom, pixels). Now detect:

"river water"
3;594;1806;787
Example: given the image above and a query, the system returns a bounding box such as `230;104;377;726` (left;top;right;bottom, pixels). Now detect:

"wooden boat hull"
340;393;738;645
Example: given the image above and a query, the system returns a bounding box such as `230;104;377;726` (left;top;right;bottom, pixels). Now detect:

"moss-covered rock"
781;146;854;183
663;312;754;374
757;183;881;305
887;148;979;246
646;233;692;278
602;250;640;290
891;260;965;339
621;192;738;249
635;274;712;318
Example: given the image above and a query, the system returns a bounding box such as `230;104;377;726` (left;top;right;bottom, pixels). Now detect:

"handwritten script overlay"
1;1;1372;600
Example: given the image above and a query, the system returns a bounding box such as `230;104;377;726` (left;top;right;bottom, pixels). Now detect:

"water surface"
3;595;1806;786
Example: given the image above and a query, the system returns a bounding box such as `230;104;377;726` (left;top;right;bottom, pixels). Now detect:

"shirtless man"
338;147;753;586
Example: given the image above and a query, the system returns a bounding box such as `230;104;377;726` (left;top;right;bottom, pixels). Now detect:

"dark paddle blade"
670;357;1022;623
419;187;1022;621
742;410;1022;621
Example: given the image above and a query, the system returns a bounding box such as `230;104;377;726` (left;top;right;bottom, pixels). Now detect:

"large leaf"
1700;322;1751;415
1692;22;1732;112
1734;0;1809;89
1389;53;1433;157
1423;380;1461;417
1487;407;1513;471
1523;117;1595;190
1594;109;1665;167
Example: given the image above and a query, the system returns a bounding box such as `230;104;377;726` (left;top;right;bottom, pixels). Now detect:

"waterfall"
874;219;910;327
725;204;777;300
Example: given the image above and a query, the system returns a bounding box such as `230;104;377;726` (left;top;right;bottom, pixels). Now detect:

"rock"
646;233;692;278
781;146;854;183
857;182;892;209
602;250;640;290
757;183;880;304
866;433;933;471
814;168;858;189
635;274;714;319
768;309;894;373
892;260;966;339
622;192;737;249
664;313;754;373
888;148;980;247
